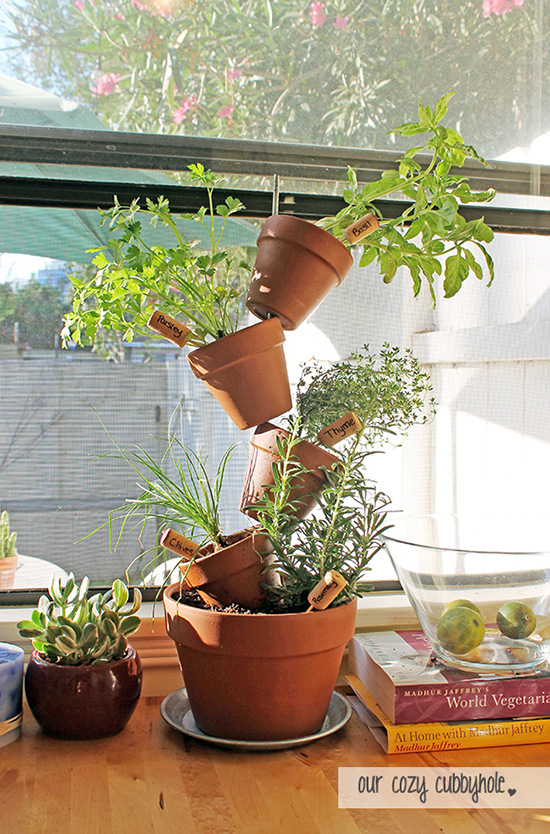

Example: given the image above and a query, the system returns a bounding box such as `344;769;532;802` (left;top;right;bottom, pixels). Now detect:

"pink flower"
334;14;349;29
310;1;325;26
115;12;126;19
217;104;234;119
172;96;196;124
131;0;147;10
74;1;85;8
91;72;121;97
227;67;242;82
482;0;523;17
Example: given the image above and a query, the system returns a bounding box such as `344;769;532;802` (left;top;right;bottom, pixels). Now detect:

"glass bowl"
382;516;550;675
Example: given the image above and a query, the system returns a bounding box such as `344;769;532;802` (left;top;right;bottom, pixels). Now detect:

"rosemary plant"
62;163;250;349
253;416;391;610
318;93;496;304
252;344;435;609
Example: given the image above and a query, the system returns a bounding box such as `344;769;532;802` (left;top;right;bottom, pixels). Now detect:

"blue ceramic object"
0;642;25;747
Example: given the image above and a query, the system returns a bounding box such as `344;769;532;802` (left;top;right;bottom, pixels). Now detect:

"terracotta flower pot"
239;422;342;521
246;215;354;330
180;529;275;610
0;555;18;590
24;646;142;740
186;318;292;430
164;584;357;741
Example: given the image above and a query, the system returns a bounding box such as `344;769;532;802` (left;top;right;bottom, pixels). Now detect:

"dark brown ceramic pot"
24;646;142;740
186;318;292;430
246;215;354;330
239;422;342;521
180;529;275;610
164;584;357;741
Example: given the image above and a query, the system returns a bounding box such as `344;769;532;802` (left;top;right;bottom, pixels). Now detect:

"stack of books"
346;629;550;754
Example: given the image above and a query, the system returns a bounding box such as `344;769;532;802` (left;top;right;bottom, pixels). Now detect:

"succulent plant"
0;509;17;559
18;574;142;666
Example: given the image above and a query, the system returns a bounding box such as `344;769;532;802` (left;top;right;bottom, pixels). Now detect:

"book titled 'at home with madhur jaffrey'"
345;673;550;755
347;630;550;724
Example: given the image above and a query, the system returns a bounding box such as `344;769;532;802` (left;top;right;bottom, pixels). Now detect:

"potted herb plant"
162;345;435;742
0;508;18;590
102;426;275;610
246;93;495;328
61;163;291;430
240;343;435;521
17;574;142;740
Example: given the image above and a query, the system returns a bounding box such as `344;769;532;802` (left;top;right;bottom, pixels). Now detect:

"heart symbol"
508;789;516;796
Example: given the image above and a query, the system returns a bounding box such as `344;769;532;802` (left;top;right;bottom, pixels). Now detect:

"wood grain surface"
2;694;550;834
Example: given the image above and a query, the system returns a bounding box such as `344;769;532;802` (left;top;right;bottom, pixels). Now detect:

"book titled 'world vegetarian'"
346;673;550;755
347;630;550;724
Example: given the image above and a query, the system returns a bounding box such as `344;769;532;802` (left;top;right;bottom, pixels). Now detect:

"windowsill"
0;592;420;696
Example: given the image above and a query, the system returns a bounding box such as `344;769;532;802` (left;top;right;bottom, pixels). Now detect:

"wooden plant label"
307;570;347;611
317;411;362;447
343;212;379;245
159;528;199;560
147;310;192;348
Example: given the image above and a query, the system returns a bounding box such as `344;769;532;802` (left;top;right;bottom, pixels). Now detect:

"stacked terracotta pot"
164;215;358;742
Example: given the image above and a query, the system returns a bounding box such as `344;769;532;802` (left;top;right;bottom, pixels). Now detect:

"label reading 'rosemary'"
318;411;362;446
343;212;379;244
307;570;347;611
147;310;191;347
159;528;199;559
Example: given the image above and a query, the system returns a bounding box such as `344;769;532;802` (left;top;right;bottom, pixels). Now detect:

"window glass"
1;0;550;596
0;0;547;160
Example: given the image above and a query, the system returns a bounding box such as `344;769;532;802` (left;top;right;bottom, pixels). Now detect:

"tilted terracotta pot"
0;555;17;590
186;317;291;430
164;584;357;741
246;215;354;330
180;528;275;610
239;422;342;521
25;646;142;740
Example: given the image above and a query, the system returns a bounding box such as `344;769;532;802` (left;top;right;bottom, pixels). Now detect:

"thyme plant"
319;94;496;304
62;163;250;349
296;343;435;448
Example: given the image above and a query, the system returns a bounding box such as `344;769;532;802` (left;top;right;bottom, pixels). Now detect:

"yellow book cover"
346;674;550;755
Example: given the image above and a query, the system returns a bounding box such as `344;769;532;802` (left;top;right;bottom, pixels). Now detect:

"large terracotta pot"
239;422;341;521
24;646;142;740
186;318;291;430
247;215;354;330
164;584;357;741
180;529;275;610
0;556;17;590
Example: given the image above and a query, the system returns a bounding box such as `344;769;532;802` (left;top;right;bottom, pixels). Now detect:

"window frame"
1;125;550;606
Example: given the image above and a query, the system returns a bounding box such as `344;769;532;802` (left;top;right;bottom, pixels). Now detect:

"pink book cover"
349;630;550;724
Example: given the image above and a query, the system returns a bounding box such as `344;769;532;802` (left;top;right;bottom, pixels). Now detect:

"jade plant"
61;163;250;349
0;509;17;559
318;93;496;304
17;574;141;665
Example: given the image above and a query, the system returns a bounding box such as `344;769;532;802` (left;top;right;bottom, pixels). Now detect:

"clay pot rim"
186;317;285;378
29;645;137;670
251;422;342;470
257;214;353;283
180;528;272;584
164;581;356;622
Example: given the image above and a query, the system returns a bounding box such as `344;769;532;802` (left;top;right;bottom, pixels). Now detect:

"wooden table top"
3;694;550;834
